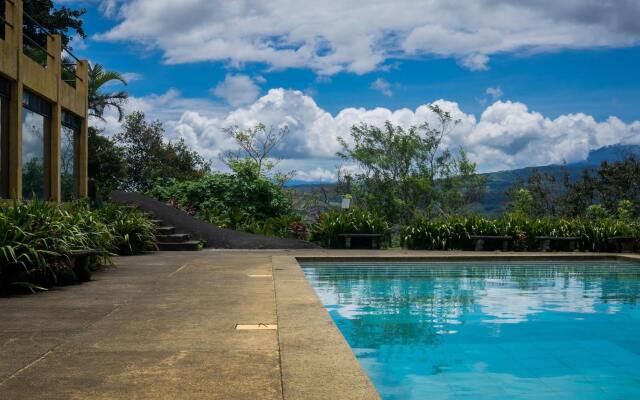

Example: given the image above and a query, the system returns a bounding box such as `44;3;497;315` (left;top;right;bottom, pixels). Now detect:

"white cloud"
486;86;503;101
121;72;143;82
457;54;490;71
211;74;261;107
96;88;640;179
94;0;640;74
371;78;393;97
294;167;338;182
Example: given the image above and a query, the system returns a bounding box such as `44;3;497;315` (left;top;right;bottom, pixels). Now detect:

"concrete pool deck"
1;250;639;399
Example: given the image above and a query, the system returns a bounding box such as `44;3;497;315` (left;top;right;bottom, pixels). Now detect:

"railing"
61;47;83;87
19;6;83;87
22;11;54;67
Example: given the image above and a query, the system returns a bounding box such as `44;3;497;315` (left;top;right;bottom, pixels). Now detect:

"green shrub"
310;208;391;248
95;203;157;255
244;215;309;240
401;213;640;252
146;164;296;236
0;200;159;293
0;200;113;293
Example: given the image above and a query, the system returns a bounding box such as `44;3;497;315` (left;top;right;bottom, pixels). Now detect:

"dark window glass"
0;94;8;198
0;77;9;97
61;110;81;201
0;1;6;41
22;108;47;200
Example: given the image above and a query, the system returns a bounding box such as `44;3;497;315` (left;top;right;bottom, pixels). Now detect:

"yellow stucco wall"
0;0;89;201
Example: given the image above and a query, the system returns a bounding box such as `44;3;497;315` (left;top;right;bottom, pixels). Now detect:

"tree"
114;112;210;192
221;123;294;183
508;156;640;218
507;169;566;217
559;168;596;217
510;188;534;217
88;127;127;200
23;0;85;48
337;105;485;223
595;156;640;214
88;64;129;122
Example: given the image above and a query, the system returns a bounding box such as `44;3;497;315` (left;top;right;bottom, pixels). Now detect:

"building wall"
0;0;89;201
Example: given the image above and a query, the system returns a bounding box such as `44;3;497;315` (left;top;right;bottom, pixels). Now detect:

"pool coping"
272;252;640;399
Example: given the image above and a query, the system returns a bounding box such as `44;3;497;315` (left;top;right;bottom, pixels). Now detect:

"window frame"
21;90;52;200
0;89;8;198
61;109;81;202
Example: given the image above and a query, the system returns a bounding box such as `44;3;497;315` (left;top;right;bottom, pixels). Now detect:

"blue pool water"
301;261;640;400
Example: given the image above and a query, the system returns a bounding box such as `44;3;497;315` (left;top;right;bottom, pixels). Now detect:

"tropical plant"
401;213;640;252
94;203;157;255
88;63;128;121
0;200;112;293
310;208;391;248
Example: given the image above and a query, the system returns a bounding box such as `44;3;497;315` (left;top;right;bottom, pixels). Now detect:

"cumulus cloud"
94;0;640;74
371;78;393;97
96;88;640;179
211;74;261;107
486;86;503;101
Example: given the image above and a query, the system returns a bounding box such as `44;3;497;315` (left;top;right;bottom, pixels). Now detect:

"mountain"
289;144;640;215
476;144;640;215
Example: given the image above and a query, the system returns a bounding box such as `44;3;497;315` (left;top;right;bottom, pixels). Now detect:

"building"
0;0;89;202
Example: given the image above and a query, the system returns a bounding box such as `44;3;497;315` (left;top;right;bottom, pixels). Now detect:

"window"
22;90;51;200
0;0;6;41
0;78;9;198
61;110;81;201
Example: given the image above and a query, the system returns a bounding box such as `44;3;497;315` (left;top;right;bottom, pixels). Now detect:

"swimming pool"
301;260;640;400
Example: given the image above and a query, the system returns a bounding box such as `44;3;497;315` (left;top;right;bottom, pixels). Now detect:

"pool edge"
272;252;640;399
272;255;382;400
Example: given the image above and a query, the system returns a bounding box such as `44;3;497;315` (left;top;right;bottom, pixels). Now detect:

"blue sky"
60;0;640;180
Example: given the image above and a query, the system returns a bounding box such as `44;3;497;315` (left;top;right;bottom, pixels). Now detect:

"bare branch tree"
221;123;290;175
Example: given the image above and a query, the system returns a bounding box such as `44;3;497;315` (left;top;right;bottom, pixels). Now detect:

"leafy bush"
94;203;157;255
147;160;295;234
0;200;113;293
244;215;309;240
401;213;640;252
310;208;391;248
0;200;158;294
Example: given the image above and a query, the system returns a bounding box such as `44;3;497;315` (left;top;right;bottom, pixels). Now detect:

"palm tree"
88;63;129;122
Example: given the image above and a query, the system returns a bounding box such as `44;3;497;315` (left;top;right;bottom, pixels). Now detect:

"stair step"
157;241;201;251
156;226;176;235
150;219;164;226
156;233;191;243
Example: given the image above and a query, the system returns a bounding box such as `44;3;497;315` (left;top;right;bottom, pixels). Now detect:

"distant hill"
476;144;640;215
289;144;640;216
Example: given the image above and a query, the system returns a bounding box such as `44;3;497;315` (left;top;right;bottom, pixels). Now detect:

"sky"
58;0;640;181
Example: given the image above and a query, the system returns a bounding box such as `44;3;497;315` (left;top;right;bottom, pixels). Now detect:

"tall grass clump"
0;200;113;293
1;200;158;294
401;213;640;251
95;203;157;255
310;208;391;248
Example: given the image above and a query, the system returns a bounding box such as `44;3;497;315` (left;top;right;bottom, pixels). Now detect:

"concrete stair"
152;223;201;251
123;207;200;251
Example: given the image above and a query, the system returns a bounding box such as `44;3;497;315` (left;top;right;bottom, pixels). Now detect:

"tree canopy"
114;112;211;192
337;105;485;223
23;0;85;48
